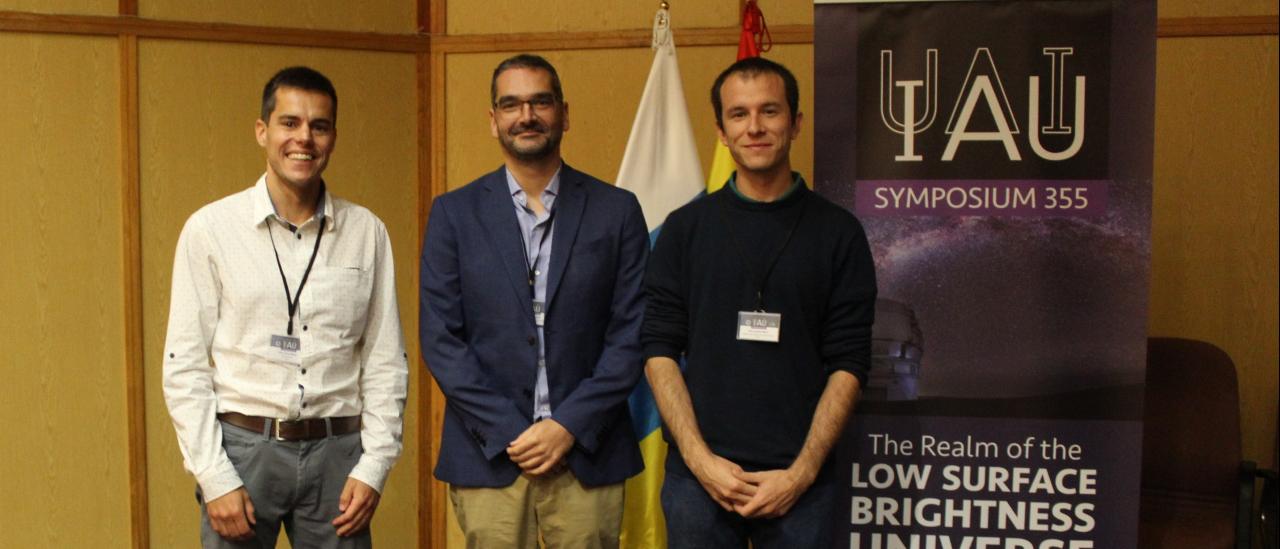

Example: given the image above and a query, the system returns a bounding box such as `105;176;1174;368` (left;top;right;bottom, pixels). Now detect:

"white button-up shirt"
162;175;409;501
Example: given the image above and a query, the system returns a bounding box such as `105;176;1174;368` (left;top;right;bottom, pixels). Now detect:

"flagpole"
616;2;706;547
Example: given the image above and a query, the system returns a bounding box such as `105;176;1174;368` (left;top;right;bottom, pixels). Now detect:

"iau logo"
880;47;1087;163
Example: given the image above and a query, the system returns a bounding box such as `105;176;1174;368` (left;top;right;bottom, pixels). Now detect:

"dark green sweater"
642;179;877;474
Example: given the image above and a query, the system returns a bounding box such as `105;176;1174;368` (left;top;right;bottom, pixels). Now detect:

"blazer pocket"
573;236;612;258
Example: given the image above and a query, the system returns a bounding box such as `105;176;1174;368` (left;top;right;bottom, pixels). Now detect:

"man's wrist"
683;444;717;476
787;458;820;487
347;456;390;494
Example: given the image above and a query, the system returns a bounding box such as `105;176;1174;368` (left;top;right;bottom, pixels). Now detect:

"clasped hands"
507;418;575;476
689;452;815;519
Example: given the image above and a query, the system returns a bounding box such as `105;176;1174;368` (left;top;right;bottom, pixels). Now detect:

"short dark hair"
260;66;338;123
490;54;564;106
710;57;799;129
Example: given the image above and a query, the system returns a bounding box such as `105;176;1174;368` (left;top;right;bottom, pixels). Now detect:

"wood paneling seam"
3;12;1276;54
118;32;148;549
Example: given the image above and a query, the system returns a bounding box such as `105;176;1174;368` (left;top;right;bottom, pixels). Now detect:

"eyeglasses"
494;94;559;115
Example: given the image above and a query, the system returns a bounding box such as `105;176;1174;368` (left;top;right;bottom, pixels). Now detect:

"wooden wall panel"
446;0;739;36
0;0;113;16
1159;0;1279;18
1150;35;1279;468
137;40;420;548
443;44;815;194
768;0;816;26
139;0;416;34
0;33;129;548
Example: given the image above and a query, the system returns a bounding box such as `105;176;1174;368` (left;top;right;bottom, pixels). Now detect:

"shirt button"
296;233;302;240
302;402;307;409
302;325;308;331
534;270;541;276
301;369;307;375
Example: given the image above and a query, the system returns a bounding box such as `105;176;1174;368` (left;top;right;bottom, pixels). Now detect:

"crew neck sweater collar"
723;171;809;210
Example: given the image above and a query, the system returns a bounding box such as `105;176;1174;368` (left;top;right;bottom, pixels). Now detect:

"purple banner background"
815;1;1155;547
836;415;1142;548
855;180;1109;217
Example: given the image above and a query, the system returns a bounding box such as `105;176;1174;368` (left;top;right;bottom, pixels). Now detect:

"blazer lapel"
477;167;535;319
545;166;585;308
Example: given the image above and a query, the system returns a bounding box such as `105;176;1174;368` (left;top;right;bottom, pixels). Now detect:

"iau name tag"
737;311;781;343
269;334;302;365
533;300;546;327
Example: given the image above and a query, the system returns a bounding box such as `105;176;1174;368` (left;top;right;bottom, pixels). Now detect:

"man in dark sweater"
642;57;877;548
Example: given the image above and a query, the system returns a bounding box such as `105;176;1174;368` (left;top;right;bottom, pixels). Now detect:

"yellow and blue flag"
616;3;772;547
614;6;703;549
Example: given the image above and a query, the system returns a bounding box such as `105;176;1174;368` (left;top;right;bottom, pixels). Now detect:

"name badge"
737;311;781;343
533;300;546;327
269;334;302;365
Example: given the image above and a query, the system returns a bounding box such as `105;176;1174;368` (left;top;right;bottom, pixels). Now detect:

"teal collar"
727;172;805;203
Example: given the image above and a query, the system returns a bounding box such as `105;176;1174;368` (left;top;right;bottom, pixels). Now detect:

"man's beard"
501;120;563;161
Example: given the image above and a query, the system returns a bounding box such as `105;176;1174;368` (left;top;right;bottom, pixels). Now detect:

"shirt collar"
505;165;562;202
727;171;805;203
252;173;336;231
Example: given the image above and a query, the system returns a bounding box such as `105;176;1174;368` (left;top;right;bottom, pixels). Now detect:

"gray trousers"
197;421;372;549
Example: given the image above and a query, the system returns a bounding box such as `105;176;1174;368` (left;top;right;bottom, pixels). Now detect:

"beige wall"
0;0;114;16
1152;34;1279;468
139;0;416;33
0;32;129;548
1;1;1277;548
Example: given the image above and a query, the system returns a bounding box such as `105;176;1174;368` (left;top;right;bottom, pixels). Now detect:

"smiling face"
255;86;336;192
716;72;803;180
489;67;568;163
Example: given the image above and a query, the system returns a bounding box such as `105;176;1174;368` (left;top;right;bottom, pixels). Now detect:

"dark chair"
1258;433;1278;549
1139;337;1271;549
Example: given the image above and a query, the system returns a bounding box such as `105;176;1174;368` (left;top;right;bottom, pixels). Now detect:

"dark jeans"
197;421;370;549
661;468;838;549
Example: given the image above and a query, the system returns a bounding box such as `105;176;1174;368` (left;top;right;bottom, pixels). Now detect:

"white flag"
616;7;704;232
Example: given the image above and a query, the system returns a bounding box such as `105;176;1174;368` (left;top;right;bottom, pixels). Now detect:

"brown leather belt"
217;411;360;441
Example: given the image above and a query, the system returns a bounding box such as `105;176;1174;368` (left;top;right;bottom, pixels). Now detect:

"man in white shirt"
162;66;409;548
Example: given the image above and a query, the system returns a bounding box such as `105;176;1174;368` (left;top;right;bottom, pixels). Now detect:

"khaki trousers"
449;471;624;549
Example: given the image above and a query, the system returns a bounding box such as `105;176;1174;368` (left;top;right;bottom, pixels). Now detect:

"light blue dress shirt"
506;166;560;421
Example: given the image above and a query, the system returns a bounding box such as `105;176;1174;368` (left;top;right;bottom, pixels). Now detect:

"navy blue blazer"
420;164;648;488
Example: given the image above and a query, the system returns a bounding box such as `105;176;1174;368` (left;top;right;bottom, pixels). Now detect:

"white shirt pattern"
162;175;409;501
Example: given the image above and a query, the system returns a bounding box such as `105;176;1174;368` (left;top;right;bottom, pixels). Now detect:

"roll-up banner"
814;1;1155;547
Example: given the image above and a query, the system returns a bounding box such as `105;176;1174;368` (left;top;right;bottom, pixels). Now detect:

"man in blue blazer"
420;54;648;548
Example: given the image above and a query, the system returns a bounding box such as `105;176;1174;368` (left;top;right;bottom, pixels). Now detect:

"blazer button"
527;336;537;346
522;388;533;398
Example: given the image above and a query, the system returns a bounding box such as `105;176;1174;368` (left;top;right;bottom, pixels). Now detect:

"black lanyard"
518;208;555;296
718;195;808;311
268;217;325;336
